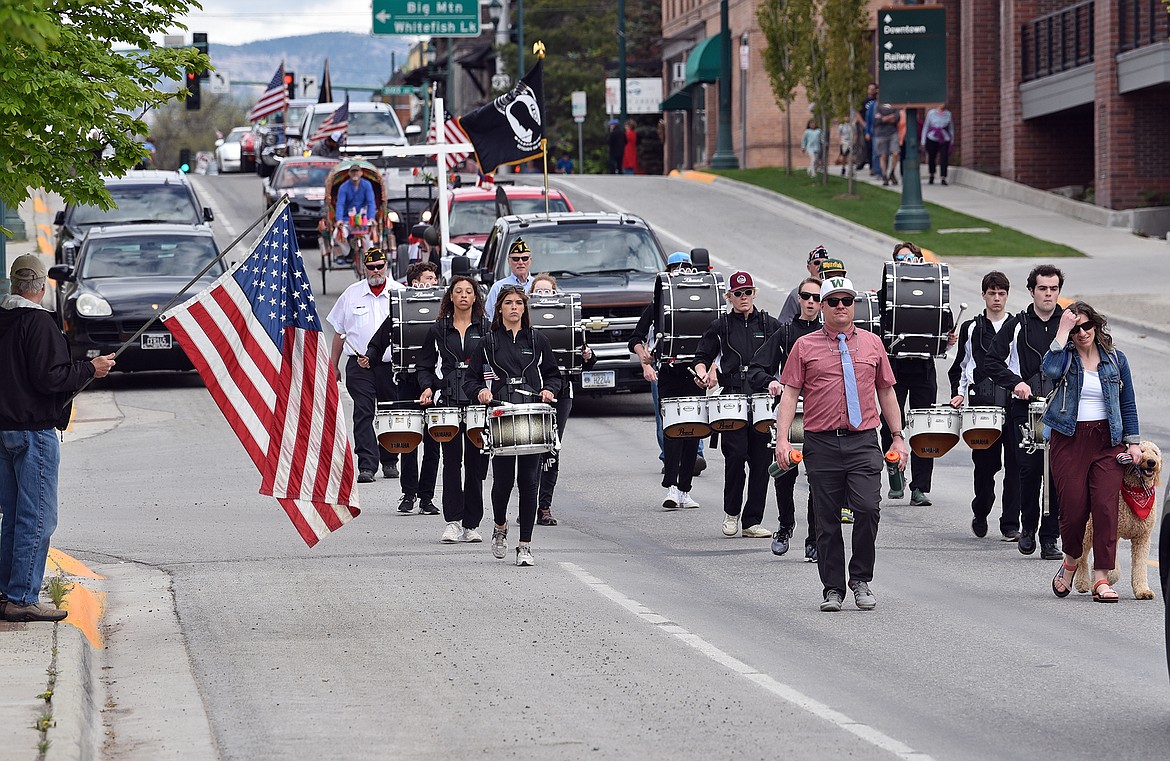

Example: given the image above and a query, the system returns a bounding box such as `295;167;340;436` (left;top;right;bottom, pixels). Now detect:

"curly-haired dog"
1073;440;1161;599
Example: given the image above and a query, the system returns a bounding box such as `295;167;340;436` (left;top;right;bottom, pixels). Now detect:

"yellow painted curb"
47;548;105;580
676;170;717;184
61;583;106;649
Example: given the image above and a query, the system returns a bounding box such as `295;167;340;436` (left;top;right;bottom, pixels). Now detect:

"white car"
214;127;252;173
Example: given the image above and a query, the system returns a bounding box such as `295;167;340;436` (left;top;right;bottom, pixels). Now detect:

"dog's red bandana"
1121;482;1155;521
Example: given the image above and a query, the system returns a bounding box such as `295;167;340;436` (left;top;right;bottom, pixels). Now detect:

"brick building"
661;0;1169;212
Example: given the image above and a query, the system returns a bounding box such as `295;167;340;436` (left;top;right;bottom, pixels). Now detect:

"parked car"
53;171;214;265
215;126;256;173
48;224;225;372
289;101;408;160
254;98;316;177
261;156;340;245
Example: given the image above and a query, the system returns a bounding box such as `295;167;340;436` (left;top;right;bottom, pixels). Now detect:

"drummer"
747;276;823;559
465;286;562;566
417;275;491;544
694;271;781;539
947;271;1021;541
484;238;536;317
778;245;831;322
367;261;442;515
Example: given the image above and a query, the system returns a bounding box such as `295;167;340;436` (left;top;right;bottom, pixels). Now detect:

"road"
56;172;1168;760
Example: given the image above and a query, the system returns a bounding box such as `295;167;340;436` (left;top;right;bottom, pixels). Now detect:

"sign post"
571;91;586;174
372;1;481;36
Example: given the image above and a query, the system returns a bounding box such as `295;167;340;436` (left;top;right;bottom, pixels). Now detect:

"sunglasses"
1070;322;1094;335
824;296;855;307
365;263;386;271
499;284;527;295
730;288;755;298
509;255;531;263
798;291;821;302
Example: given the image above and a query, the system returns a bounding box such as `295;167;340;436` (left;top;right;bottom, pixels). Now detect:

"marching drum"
853;289;881;335
1019;398;1048;452
655;269;726;361
906;406;962;458
425;407;462;442
707;394;749;432
750;393;775;433
961;406;1004;449
662;396;711;439
486;403;558;456
374;404;425;453
389;286;445;371
879;261;952;358
529;291;585;374
464;404;488;449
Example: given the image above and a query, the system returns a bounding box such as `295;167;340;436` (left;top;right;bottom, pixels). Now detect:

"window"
448;198;570;237
81;236;222;279
497;227;664;280
70;186;201;227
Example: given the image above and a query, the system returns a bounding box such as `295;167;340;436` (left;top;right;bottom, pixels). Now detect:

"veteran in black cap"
485;237;535;316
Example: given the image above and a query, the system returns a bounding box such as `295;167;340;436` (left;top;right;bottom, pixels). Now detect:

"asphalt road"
56;172;1168;760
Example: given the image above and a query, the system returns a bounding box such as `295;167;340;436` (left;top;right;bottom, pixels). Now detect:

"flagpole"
541;138;549;218
533;42;548;218
434;96;453;262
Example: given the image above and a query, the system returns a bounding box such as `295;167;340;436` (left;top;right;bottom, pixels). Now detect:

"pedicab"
316;158;396;294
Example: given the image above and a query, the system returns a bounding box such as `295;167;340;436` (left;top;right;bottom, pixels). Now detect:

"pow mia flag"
457;59;544;174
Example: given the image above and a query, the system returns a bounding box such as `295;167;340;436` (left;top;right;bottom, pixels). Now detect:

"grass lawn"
707;167;1084;258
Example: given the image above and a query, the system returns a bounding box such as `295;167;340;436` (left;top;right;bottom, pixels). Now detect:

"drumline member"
465;286;562;566
367;261;442;515
775;276;909;612
417;275;491;544
528;273;596;527
947;271;1022;541
630;253;702;510
746;276;823;559
484;238;535;317
694;271;780;538
984;264;1066;559
326;248;405;484
777;245;830;323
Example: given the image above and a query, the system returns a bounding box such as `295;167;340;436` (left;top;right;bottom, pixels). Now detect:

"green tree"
150;93;251;170
0;0;206;211
822;0;872;193
757;0;814;174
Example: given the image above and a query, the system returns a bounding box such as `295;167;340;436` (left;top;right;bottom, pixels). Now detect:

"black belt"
808;427;875;437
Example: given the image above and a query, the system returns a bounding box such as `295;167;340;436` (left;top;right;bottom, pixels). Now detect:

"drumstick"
514;388;558;403
953;303;968;327
339;333;365;358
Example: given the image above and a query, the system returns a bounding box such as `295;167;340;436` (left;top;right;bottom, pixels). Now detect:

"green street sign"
876;5;947;106
382;85;421;96
372;1;481;37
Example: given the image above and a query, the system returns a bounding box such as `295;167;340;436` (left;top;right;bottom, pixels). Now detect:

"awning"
660;83;698;111
684;34;722;85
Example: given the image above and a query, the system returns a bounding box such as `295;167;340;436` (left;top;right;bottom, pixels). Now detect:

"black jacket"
464;326;563;404
413;316;491;406
948;313;1011;405
745;317;820;393
0;300;95;430
985;304;1065;398
694;309;781;393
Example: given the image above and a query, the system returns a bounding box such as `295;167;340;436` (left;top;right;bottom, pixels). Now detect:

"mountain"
209;32;413;96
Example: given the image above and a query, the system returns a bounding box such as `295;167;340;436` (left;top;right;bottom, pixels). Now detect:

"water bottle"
769;450;803;478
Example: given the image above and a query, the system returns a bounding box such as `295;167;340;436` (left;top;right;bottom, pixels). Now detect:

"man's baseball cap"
807;245;830;263
819;258;847;277
9;254;48;280
667;252;691;267
821;276;856;298
509;238;531;256
363;248;387;265
727;271;754;291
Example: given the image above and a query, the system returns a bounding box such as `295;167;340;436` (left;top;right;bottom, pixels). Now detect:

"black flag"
318;58;333;104
457;59;544;174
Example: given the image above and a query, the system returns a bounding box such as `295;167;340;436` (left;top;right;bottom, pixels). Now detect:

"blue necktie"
837;333;863;428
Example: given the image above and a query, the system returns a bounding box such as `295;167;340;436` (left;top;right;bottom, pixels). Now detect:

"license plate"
580;370;615;389
304;192;324;201
141;333;172;350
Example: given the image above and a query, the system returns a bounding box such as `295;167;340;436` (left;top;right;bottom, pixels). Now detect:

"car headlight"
76;292;113;317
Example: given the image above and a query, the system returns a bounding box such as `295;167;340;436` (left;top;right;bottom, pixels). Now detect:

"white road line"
560;561;935;761
190;175;238;239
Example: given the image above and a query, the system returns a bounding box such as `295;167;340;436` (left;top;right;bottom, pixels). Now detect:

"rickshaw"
317;158;396;294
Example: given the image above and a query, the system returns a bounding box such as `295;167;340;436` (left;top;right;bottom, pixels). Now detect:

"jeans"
0;429;60;606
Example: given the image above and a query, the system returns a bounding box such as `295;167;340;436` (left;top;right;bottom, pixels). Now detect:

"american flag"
247;64;288;123
482;363;500;382
426;115;471;170
162;204;360;547
308;95;349;148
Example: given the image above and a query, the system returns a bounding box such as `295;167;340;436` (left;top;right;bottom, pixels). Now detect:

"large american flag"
307;96;349;148
247;64;288;123
427;115;471;170
162;204;360;546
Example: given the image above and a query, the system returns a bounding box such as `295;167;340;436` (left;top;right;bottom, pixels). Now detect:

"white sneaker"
678;491;700;509
440;522;462;543
742;524;772;538
663;485;680;509
722;513;739;536
490;527;508;559
515;545;535;566
462;527;483;543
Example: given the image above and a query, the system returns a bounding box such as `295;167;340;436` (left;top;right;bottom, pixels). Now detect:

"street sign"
604;78;663;115
382;85;421;96
876;5;947;106
372;1;481;37
208;71;230;94
571;91;587;119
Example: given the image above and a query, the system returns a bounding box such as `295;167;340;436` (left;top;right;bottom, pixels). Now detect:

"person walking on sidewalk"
1;255;115;623
622;119;638;175
874;103;901;186
921;103;954;186
607;119;626;175
801;119;823;178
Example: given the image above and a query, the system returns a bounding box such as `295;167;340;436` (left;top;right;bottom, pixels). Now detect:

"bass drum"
390;285;445;371
879;261;952;358
655;269;725;361
853;289;881;335
528;291;584;374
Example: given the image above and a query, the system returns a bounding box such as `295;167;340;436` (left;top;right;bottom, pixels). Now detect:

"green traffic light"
179;164;190;173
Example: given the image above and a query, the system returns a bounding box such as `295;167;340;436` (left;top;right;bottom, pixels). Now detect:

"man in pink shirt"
776;276;909;612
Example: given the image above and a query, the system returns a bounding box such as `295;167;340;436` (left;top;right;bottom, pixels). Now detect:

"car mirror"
215;139;224;147
48;264;74;283
422;226;440;247
53;210;65;226
61;240;80;265
203;207;214;222
405;125;422;137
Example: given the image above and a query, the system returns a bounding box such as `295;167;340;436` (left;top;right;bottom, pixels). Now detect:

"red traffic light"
283;74;294;85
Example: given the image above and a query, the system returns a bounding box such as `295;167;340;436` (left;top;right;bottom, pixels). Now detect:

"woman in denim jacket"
1042;302;1141;602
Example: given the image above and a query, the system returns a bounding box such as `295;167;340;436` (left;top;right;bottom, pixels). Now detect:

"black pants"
1007;401;1061;543
775;465;817;548
538;393;572;509
925;138;950;179
345;358;398;474
881;359;937;492
803;430;882;596
971;416;1021;534
658;368;699;492
720;424;772;528
492;454;541;542
441;424;488;528
397;373;440;502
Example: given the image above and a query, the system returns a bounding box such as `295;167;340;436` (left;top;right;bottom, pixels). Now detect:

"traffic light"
193;32;209;80
178;148;191;173
284;71;296;98
185;68;201;110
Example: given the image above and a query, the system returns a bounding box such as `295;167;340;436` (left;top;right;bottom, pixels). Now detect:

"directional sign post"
208;71;231;95
372;1;481;37
382;85;422;97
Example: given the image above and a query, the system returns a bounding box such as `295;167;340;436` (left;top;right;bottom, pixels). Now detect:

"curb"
47;624;102;760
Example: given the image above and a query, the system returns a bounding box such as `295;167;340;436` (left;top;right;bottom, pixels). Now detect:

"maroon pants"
1050;421;1124;569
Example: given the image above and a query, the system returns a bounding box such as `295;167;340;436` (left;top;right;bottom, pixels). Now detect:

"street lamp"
708;0;739;169
488;0;503;27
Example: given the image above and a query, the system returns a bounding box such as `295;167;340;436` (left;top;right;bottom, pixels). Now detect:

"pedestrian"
775;276;909;612
555;153;574;174
801;119;823;178
606;119;626;175
1;255;115;623
777;244;831;323
1045;303;1141;603
921;103;954;185
873;102;901;186
836;117;854;176
861;83;878;176
622;119;638;175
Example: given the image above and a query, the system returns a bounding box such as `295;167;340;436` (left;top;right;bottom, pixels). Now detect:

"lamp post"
708;0;739;169
488;0;507;86
893;0;930;231
618;0;627;123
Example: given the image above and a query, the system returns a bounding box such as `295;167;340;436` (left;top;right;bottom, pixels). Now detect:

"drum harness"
435;316;488;406
966;314;1011;407
715;309;773;393
484;328;562;462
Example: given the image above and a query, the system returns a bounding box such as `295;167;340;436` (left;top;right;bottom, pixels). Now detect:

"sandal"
1052;562;1077;598
537;507;558;526
1092;578;1119;603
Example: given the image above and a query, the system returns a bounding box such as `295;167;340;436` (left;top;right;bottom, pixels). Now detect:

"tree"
149;93;252;170
822;0;872;193
757;0;814;174
0;0;206;212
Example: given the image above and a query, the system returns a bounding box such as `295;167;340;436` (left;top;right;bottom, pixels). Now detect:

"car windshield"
307;109;403;139
81;235;222;279
449;198;570;237
224;131;243;144
496;226;663;278
274;162;335;189
70;185;200;227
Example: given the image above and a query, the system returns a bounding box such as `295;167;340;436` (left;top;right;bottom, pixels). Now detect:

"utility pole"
709;0;739;168
618;0;627;123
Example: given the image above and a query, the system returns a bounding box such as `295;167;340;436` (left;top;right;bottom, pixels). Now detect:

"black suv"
477;212;668;394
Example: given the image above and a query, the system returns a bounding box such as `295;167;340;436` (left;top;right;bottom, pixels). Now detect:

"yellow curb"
676;170;717;184
64;403;77;434
33;196;49;213
61;583;106;649
47;548;105;580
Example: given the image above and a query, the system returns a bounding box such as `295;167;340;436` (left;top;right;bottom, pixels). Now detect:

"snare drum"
879;261;952;358
906;407;962;458
374;404;425;453
390;286;444;371
655;269;726;361
486;403;557;456
662;396;711;438
750;393;775;433
425;407;462;442
1021;398;1048;451
528;291;584;374
961;406;1004;449
707;394;749;432
464;405;488;449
